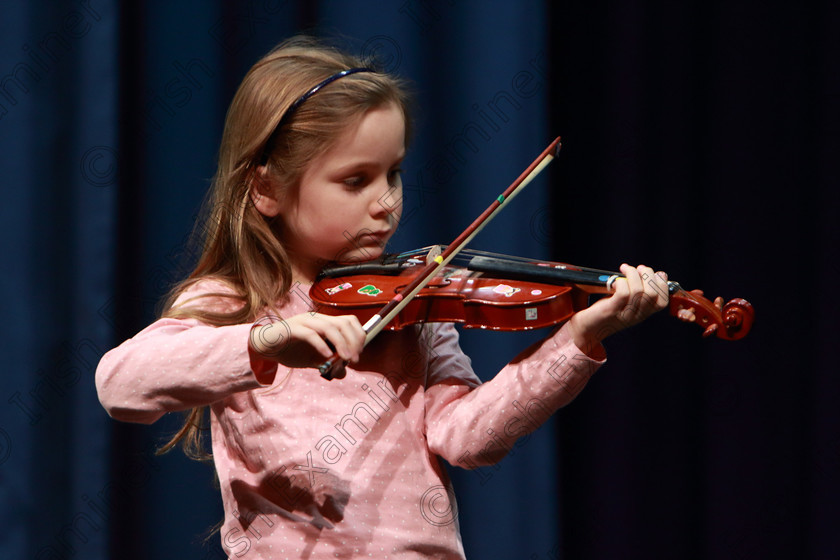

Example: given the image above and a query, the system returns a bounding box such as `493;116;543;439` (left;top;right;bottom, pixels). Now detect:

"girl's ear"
249;165;283;217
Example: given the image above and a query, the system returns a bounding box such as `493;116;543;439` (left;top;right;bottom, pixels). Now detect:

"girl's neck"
287;254;322;287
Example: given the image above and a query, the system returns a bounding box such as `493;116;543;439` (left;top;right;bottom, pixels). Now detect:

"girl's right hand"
249;313;366;368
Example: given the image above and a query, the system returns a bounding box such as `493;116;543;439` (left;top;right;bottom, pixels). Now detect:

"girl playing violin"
96;36;671;559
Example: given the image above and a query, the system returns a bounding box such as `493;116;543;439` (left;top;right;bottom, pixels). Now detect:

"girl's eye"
343;176;366;188
388;168;404;187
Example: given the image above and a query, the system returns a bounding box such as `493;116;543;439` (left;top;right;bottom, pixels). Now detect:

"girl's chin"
334;247;386;264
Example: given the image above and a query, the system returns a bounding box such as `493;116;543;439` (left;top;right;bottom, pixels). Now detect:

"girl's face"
277;102;405;283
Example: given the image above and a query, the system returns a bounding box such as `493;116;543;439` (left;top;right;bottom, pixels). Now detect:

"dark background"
1;1;838;559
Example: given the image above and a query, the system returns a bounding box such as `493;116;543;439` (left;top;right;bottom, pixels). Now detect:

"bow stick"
318;137;563;379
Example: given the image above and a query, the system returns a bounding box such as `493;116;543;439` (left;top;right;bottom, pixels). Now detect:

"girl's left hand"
566;263;670;354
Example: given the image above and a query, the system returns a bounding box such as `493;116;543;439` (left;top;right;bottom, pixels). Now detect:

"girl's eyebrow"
330;152;406;175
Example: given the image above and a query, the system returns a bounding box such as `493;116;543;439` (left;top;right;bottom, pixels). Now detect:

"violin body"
310;249;755;340
311;262;584;331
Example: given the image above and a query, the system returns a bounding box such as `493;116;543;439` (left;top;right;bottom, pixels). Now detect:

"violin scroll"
668;286;754;341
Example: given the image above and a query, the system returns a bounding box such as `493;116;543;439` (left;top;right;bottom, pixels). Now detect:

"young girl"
96;36;672;559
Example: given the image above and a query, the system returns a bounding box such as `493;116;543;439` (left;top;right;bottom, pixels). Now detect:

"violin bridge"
425;245;443;266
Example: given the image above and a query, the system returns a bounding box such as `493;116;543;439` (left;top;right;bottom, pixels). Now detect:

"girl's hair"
157;35;412;459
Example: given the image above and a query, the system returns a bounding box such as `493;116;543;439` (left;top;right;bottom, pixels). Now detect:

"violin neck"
467;255;612;288
467;255;680;294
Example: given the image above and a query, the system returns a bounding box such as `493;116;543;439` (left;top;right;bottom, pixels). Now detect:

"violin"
313;137;754;379
311;247;755;339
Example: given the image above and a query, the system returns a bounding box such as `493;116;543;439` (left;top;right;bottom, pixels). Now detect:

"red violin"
311;247;755;341
313;137;754;379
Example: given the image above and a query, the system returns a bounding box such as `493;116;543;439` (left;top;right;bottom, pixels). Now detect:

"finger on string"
650;270;670;303
636;265;665;311
622;264;644;297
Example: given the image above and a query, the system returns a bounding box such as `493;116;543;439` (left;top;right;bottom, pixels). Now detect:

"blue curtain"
2;1;838;559
1;0;118;558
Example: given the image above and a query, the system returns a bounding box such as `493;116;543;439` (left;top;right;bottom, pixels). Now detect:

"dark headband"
259;67;375;165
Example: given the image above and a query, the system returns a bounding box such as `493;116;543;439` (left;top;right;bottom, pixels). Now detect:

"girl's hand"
249;313;366;369
674;292;725;322
566;264;670;355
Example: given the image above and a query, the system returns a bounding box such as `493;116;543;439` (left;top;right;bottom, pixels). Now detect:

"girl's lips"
358;231;391;246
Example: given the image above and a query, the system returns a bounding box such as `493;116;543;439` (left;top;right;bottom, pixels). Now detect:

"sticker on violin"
325;282;352;296
493;284;521;297
358;284;383;296
525;308;538;321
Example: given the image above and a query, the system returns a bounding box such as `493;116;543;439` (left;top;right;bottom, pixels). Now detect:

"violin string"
392;246;685;294
394;245;622;277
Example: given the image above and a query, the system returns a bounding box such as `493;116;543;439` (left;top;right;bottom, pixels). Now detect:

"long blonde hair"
157;36;412;459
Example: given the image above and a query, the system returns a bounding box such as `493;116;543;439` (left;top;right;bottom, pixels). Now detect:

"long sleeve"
95;282;277;424
423;322;605;468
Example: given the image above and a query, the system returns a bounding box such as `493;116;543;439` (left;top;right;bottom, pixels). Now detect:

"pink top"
95;280;605;559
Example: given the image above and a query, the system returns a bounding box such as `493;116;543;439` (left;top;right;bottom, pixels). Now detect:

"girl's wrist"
566;315;606;358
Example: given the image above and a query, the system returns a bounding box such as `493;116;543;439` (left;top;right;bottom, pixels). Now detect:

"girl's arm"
423;320;603;467
423;264;668;467
95;316;275;425
95;280;280;424
96;279;368;425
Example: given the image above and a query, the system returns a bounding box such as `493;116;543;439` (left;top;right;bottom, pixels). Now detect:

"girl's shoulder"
169;276;246;316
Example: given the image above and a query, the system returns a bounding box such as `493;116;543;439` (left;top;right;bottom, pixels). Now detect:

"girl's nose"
370;182;402;219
